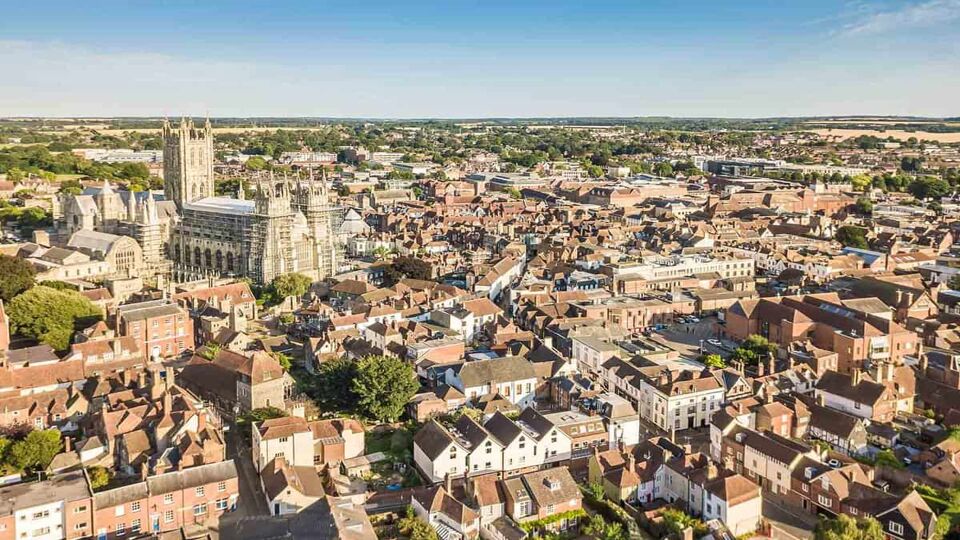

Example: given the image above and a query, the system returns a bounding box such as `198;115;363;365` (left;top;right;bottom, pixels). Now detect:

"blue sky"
1;0;958;118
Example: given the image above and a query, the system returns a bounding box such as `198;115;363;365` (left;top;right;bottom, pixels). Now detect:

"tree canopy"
383;256;433;286
8;285;101;350
351;355;420;422
814;514;884;540
836;225;869;250
0;255;35;302
731;335;777;367
8;429;61;472
270;272;312;299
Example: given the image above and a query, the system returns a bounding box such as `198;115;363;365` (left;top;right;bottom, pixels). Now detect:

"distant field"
810;128;960;143
38;126;331;136
805;119;960;126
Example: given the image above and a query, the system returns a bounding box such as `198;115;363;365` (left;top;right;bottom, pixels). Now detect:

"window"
195;486;205;497
130;502;140;513
131;519;140;533
32;510;49;519
889;522;903;535
215;499;228;511
194;504;207;516
116;523;126;536
115;506;125;517
818;495;832;508
279;437;288;443
546;504;555;515
74;523;87;530
164;494;174;504
31;527;51;537
218;481;227;492
164;510;174;523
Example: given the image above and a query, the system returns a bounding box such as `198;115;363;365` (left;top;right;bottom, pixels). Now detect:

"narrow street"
221;422;270;523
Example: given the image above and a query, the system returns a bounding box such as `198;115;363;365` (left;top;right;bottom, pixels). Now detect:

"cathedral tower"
162;117;215;209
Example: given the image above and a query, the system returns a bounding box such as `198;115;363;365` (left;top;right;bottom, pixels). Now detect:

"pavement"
651;316;738;359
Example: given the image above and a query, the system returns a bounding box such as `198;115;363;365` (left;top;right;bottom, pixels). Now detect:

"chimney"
895;290;903;305
788;355;796;370
906;291;915;306
444;472;452;493
816;393;825;406
737;401;744;415
112;338;121;356
197;410;207;432
627;453;636;474
851;369;862;386
707;460;718;480
757;361;765;377
767;356;776;376
137;370;146;389
64;437;73;453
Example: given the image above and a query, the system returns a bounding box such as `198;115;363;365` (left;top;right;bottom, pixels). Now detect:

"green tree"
9;429;60;472
87;466;112;490
6;168;26;182
245;156;268;171
908;177;950;200
836;225;869;249
854;197;874;215
352;355;419;422
0;255;36;302
901;156;923;173
270;272;312;299
199;342;223;360
59;179;84;196
654;162;674;177
383;256;433;285
399;506;439;540
731;335;777;367
584;514;608;537
8;285;101;350
702;354;725;369
662;508;707;536
506;187;522;199
850;174;873;192
317;357;359;410
814;514;884;540
271;351;293;372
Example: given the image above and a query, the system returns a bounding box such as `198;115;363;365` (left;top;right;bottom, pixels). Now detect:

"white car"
706;339;723;347
688;317;701;323
828;459;841;468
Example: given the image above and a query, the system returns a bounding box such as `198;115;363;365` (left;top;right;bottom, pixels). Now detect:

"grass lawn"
365;428;396;454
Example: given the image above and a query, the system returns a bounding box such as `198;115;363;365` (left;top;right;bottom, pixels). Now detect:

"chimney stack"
627;453;636;474
851;369;862;386
444;472;452;493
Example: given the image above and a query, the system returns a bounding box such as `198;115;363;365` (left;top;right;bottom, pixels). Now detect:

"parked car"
828;459;841;468
707;339;723;347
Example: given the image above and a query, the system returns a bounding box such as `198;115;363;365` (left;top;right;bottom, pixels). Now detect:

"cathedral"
60;117;344;285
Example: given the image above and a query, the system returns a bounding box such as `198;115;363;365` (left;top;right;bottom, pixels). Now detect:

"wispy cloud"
838;0;960;36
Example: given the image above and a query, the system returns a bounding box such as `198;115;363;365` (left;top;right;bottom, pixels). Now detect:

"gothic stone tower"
251;175;295;284
162;117;215;209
